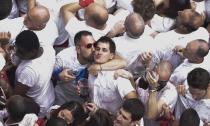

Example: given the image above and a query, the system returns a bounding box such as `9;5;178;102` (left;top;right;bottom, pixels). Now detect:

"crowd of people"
0;0;210;126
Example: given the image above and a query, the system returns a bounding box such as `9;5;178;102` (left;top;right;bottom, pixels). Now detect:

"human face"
176;9;194;26
94;42;114;64
189;86;207;101
57;109;73;124
78;35;95;62
114;108;132;126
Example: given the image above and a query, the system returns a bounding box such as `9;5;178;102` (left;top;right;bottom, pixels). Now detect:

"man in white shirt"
53;31;126;105
153;9;209;68
13;30;55;116
169;39;209;86
61;2;119;46
89;36;137;113
0;6;58;47
175;68;210;125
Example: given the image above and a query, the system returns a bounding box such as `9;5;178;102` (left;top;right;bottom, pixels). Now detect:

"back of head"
6;95;27;122
180;108;200;126
15;30;40;52
187;67;210;90
0;0;12;20
196;39;209;58
46;118;68;126
122;98;145;121
125;13;145;38
96;36;116;54
156;60;173;81
84;108;114;126
74;30;93;46
132;0;156;22
85;3;108;27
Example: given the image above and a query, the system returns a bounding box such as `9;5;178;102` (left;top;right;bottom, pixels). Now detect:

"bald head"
125;13;145;38
24;6;50;30
196;39;209;58
85;3;108;28
156;60;173;81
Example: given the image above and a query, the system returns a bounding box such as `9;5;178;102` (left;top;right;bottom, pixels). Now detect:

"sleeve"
159;84;178;111
16;67;37;87
116;77;135;99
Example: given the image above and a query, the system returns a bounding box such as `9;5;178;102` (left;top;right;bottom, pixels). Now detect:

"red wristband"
79;0;94;8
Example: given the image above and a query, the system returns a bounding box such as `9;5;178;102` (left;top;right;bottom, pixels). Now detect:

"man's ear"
109;53;114;60
131;120;140;126
76;45;80;54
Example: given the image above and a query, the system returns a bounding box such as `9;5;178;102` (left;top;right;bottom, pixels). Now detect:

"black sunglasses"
85;43;97;49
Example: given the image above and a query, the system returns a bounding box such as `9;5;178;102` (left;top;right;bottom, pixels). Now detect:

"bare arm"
60;2;82;25
28;0;36;10
124;91;138;99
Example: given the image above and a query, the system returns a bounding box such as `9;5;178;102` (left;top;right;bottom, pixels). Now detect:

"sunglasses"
85;43;97;49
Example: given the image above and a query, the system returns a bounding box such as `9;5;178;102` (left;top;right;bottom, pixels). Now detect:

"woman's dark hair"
84;108;114;126
180;108;200;126
52;101;86;126
46;118;68;126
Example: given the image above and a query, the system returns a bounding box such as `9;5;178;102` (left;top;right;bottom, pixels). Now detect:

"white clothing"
150;14;175;32
175;81;210;123
169;54;210;86
137;82;178;126
7;0;19;19
143;25;157;37
113;33;154;66
0;54;6;71
54;47;88;105
116;0;133;12
88;71;135;113
65;15;119;46
16;46;56;116
153;27;209;68
0;17;58;47
194;1;206;15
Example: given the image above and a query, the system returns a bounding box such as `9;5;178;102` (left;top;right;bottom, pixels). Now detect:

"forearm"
145;91;159;119
60;2;81;25
28;0;36;9
101;56;126;70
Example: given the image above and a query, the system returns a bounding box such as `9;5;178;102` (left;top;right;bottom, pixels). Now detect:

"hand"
79;0;94;8
114;69;133;80
85;102;98;113
173;45;184;58
160;104;175;121
106;21;125;38
0;32;11;45
59;69;76;81
139;52;152;67
88;64;100;76
146;71;159;89
176;84;186;96
0;47;6;57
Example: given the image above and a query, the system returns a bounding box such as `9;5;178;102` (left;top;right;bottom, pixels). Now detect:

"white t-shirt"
113;33;154;66
150;14;175;32
15;46;56;116
116;0;133;12
175;81;210;123
7;0;19;19
0;17;58;47
169;54;210;86
137;82;178;126
88;71;135;113
0;54;6;71
65;15;119;46
153;27;209;68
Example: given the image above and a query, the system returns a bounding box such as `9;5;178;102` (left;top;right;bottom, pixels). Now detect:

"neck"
188;58;203;64
175;28;190;34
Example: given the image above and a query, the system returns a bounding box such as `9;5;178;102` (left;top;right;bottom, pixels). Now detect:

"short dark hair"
180;108;200;126
187;68;210;90
15;30;40;51
0;0;12;20
196;39;209;58
132;0;156;22
122;98;145;121
46;118;68;126
84;108;114;126
74;31;93;45
96;36;116;54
